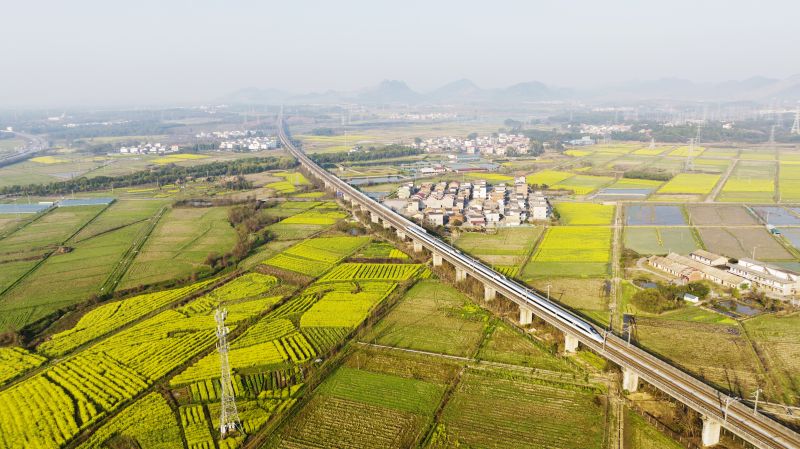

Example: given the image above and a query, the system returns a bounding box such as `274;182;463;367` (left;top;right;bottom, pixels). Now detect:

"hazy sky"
1;0;798;107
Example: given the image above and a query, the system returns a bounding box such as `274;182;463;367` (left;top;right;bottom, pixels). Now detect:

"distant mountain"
355;80;421;104
428;79;487;102
587;75;800;102
222;75;800;105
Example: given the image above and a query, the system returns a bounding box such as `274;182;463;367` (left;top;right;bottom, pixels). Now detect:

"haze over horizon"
2;0;799;107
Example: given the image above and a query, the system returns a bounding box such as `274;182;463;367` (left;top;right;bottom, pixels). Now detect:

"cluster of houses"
382;177;551;228
119;142;180;154
193;131;278;151
388;112;458;121
648;249;800;298
411;133;531;156
195;130;249;139
217;136;277;151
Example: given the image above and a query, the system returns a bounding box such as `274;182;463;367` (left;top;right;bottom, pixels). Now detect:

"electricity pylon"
215;308;241;437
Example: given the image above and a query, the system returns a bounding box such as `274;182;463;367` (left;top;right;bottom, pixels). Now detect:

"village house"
728;259;800;296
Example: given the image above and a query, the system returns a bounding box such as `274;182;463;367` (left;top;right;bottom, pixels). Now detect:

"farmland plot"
478;322;578;372
267;363;444;449
555;202;614;225
364;280;487;357
625;408;685;449
523;226;612;277
657;173;720;195
38;279;217;357
77;393;182;449
0;201;166;328
751;206;800;226
438;368;605;449
743;312;800;402
635;318;763;397
687;204;758;225
528;278;610;326
779;163;800;202
0;206;104;287
0;277;282;449
264;236;369;276
300;282;396;327
269;395;424;449
353;242;409;260
719;161;776;202
698;227;792;260
552;174;614;195
526;170;575;186
626;205;686;226
454;227;542;276
0;347;46;386
119;207;237;289
318;263;422;282
624;227;701;256
279;208;345;225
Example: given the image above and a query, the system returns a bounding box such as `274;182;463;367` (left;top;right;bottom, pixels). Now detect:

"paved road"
278;116;800;449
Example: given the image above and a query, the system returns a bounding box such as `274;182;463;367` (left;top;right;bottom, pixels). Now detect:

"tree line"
0;156;297;196
310;144;423;166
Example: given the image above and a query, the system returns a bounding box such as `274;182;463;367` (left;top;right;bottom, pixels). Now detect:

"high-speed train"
282;124;605;345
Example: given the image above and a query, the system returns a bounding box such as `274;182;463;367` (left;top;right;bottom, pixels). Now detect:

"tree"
685;282;710;299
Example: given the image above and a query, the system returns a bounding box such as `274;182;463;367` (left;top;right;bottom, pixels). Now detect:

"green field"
624;408;685;449
779;163;800;202
267;349;450;449
437;367;606;449
635;317;763;397
657;173;721;195
529;278;611;326
454;227;542;276
551;174;614;195
477;321;578;372
526;169;575;186
0;200;165;329
719;161;776;202
364;279;487;357
624;227;701;255
0;205;108;328
742;312;800;403
118;206;237;289
669;145;706;157
523;226;612;278
555;202;614;225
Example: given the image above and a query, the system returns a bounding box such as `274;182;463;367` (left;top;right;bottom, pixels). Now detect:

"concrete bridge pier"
371;213;379;224
622;366;640;392
455;267;467;282
563;333;579;353
519;307;533;325
382;220;391;229
484;284;496;301
397;230;406;241
351;199;359;209
701;416;722;447
413;240;423;253
432;252;443;267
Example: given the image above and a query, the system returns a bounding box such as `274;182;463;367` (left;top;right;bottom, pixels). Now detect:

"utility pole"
723;396;738;423
752;388;763;416
215;309;241;437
